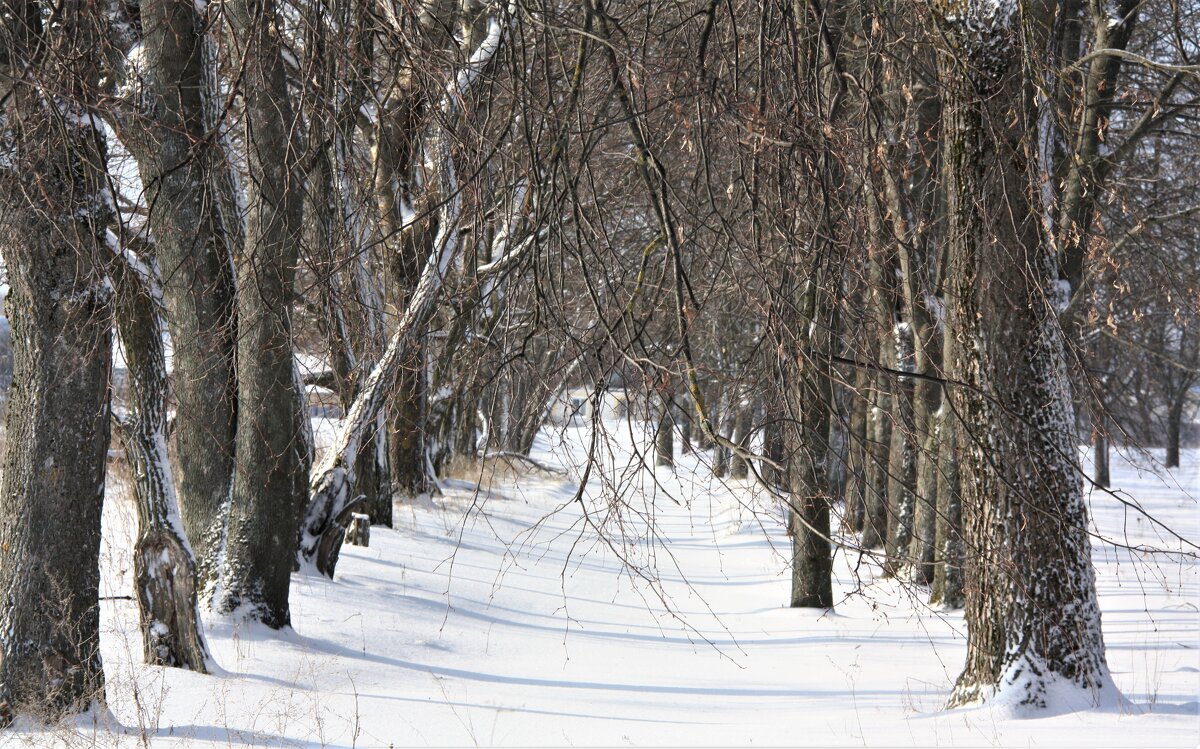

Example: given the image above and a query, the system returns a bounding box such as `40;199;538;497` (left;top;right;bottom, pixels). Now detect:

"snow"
9;421;1199;746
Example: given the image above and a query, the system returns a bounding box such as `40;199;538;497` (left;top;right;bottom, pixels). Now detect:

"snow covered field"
8;419;1199;747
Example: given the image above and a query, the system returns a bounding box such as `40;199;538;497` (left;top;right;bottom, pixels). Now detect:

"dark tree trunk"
0;47;113;718
788;369;835;609
938;3;1113;708
861;234;896;552
455;395;479;458
909;399;940;585
711;402;734;478
1166;397;1183;468
1093;412;1110;489
217;0;308;628
786;276;836;609
110;0;238;594
931;315;963;607
907;322;944;585
389;354;427;504
763;412;786;488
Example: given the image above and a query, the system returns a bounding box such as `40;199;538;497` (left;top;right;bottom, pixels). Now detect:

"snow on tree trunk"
937;0;1116;711
884;324;917;577
0;39;112;718
109;0;239;596
111;248;212;672
299;5;515;577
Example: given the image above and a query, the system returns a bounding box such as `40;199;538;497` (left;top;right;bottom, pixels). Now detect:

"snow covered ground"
8;419;1199;747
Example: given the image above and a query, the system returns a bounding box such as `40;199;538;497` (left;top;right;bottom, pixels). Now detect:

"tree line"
0;0;1196;725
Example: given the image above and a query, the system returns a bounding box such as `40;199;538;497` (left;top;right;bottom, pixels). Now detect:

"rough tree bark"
937;0;1116;710
860;233;896;551
786;332;835;609
111;248;211;672
216;0;309;627
1093;410;1111;489
0;5;113;715
108;0;239;594
710;398;734;478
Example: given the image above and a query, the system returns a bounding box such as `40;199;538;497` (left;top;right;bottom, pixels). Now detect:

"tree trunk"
730;402;753;479
787;278;836;609
695;383;718;451
112;254;212;673
0;55;112;719
908;323;944;585
388;352;427;504
788;368;835;609
930;404;964;608
1166;396;1183;468
763;411;786;488
655;397;674;468
110;0;239;594
711;400;734;478
884;325;917;577
843;365;871;532
938;3;1114;708
861;365;892;551
677;399;693;455
217;0;308;628
1093;411;1110;489
909;399;940;585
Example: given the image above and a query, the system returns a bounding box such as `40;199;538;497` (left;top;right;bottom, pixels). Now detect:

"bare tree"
935;0;1114;709
0;0;114;719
